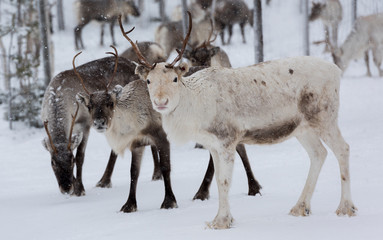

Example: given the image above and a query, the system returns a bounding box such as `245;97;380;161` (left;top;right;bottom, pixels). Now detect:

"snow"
1;0;383;239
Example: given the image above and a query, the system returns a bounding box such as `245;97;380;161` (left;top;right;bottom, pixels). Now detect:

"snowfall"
1;0;383;239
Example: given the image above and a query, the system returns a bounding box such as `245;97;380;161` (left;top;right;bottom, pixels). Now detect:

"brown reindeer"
214;0;253;45
41;54;151;195
74;46;177;212
120;13;261;201
183;20;231;68
121;41;167;65
74;0;140;50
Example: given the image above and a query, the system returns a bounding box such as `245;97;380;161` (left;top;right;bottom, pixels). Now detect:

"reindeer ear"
183;49;191;60
135;65;150;80
176;62;190;76
209;47;220;57
112;85;123;99
70;132;83;151
76;93;89;106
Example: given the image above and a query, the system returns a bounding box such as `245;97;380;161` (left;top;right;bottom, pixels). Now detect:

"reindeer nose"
93;118;106;127
154;98;168;107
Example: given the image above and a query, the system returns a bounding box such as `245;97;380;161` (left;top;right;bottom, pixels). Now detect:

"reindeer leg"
120;146;144;213
372;46;383;77
240;22;246;44
152;128;177;209
290;131;327;216
150;145;162;180
193;153;214;201
74;20;89;50
320;124;357;216
324;26;330;52
96;150;118;188
206;146;235;229
364;51;372;77
72;128;90;196
235;144;262;196
227;24;233;45
109;19;116;46
100;23;105;46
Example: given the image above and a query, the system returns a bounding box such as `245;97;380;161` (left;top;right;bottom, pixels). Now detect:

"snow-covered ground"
1;0;383;239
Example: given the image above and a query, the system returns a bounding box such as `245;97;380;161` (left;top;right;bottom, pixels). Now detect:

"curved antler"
67;102;80;151
105;45;119;90
44;121;58;154
72;52;90;95
165;11;193;68
118;15;156;69
196;18;217;50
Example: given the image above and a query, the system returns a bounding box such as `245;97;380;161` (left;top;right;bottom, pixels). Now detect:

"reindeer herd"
40;0;383;229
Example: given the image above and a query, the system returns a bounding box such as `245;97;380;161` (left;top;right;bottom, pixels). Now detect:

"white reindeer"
120;13;357;229
332;13;383;77
310;0;342;52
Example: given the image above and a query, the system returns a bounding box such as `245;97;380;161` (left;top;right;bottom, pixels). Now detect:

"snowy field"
1;0;383;239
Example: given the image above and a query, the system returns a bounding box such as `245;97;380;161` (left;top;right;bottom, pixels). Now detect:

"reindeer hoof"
193;190;210;201
120;201;137;213
151;171;163;181
72;181;85;196
96;179;112;188
248;182;262;196
289;202;311;216
336;201;357;216
161;195;178;209
205;215;233;229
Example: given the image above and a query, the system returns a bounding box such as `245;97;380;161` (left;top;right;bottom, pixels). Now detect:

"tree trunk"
158;0;167;22
303;0;310;56
38;0;52;87
352;0;357;26
57;0;65;31
253;0;263;63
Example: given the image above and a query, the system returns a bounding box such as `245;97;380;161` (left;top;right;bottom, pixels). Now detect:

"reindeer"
309;0;342;52
74;0;140;50
41;55;146;196
74;46;177;212
214;0;253;45
184;20;231;67
155;16;212;58
121;41;167;65
121;12;357;229
331;13;383;77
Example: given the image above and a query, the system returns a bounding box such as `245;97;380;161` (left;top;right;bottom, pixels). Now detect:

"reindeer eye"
173;77;178;83
147;79;150;84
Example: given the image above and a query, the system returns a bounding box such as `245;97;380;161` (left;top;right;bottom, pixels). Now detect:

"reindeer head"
75;46;121;133
121;0;140;17
184;19;219;67
309;2;326;22
42;104;82;194
119;13;192;114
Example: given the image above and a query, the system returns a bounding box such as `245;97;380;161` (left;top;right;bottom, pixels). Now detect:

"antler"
72;52;90;95
165;11;193;68
105;45;119;90
196;18;217;50
67;102;80;151
44;121;58;154
118;15;156;69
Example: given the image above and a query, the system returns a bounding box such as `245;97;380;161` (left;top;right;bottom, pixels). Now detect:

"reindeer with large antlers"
120;14;261;201
121;12;356;228
41;48;156;196
184;19;231;68
75;46;177;212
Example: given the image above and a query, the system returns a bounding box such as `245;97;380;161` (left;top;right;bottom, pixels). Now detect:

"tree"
303;0;310;56
253;0;264;63
0;0;46;128
57;0;65;31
